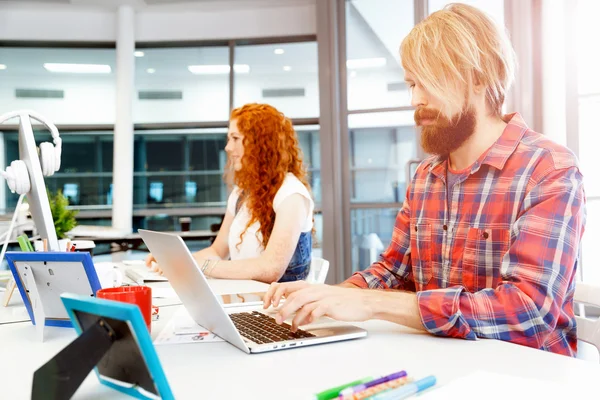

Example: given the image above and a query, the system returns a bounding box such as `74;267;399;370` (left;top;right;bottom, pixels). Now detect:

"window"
0;38;322;253
134;46;230;123
234;42;319;119
3;131;113;210
347;111;417;273
296;126;321;204
132;126;320;209
344;1;418;279
0;47;116;125
345;0;414;111
0;46;116;215
349;111;417;203
133;129;228;209
575;0;600;284
351;208;398;272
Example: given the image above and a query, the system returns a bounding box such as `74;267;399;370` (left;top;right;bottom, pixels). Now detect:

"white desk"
1;279;599;399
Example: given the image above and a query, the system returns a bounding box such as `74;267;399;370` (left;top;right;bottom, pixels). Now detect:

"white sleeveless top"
227;173;314;260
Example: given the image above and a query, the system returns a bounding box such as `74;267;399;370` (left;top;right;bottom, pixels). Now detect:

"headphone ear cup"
3;160;31;194
39;142;56;176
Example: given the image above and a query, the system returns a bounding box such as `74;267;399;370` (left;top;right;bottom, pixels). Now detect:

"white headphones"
0;110;62;195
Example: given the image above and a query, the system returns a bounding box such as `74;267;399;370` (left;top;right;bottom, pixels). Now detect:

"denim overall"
236;196;311;282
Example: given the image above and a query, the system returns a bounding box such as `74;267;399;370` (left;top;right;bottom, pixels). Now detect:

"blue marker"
369;375;436;400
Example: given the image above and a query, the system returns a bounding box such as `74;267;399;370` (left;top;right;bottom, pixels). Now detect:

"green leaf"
47;188;79;239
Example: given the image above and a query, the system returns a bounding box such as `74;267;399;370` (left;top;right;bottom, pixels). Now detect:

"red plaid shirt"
346;113;586;356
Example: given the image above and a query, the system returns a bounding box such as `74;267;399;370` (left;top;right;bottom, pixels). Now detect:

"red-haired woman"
146;103;314;284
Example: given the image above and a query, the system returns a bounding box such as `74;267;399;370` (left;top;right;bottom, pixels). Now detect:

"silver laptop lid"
138;229;250;353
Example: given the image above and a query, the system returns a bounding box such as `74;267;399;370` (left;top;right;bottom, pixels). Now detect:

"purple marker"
339;371;407;397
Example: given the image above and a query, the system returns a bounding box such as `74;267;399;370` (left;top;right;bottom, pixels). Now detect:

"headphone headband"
0;110;61;146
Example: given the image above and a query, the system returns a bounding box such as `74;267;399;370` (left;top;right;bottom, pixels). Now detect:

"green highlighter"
17;234;34;252
313;376;374;400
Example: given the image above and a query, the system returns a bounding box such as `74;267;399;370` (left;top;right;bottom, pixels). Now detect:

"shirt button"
443;225;448;231
482;231;489;239
414;226;418;232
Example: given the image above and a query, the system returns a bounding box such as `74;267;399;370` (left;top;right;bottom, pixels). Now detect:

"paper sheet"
151;288;179;299
153;308;223;345
418;371;572;400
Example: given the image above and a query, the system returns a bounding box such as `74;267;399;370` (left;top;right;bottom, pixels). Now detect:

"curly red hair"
228;103;311;249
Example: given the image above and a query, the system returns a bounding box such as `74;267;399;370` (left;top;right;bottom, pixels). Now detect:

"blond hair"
400;3;516;118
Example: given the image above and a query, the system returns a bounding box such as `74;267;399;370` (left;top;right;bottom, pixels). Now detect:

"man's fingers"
263;283;279;309
307;304;327;325
276;287;326;324
272;284;290;308
291;302;320;331
271;281;308;308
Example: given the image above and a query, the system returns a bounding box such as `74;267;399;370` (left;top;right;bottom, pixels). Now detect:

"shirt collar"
425;112;529;179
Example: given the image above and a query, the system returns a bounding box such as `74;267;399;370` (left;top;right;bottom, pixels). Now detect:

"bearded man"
263;3;586;356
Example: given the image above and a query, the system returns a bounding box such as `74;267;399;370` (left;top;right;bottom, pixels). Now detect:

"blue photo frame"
61;293;174;400
5;251;102;327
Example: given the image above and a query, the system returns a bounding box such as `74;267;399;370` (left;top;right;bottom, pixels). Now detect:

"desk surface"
1;279;598;399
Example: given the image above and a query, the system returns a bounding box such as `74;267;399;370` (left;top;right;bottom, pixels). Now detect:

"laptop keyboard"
229;311;315;344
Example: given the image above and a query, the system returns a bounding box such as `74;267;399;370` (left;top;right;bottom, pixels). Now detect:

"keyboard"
229;311;315;344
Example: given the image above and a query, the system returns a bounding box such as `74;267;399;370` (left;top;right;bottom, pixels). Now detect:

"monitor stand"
31;318;116;400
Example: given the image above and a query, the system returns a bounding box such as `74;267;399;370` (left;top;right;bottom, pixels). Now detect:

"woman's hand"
145;253;163;275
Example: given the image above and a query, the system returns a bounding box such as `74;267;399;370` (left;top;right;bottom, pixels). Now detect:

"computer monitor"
0;111;60;250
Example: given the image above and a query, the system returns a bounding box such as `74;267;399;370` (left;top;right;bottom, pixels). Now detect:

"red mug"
96;286;152;332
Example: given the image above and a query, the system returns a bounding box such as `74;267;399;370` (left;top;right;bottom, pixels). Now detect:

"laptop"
138;229;367;354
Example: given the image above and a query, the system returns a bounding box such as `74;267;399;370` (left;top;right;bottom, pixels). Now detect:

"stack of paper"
418;371;572;399
154;308;223;345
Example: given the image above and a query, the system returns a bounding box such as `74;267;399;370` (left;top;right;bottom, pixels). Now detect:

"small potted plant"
48;189;79;239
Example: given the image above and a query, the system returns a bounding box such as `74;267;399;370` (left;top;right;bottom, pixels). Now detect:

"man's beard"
415;106;476;156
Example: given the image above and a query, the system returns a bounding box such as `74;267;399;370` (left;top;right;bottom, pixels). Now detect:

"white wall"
0;5;117;42
0;1;316;42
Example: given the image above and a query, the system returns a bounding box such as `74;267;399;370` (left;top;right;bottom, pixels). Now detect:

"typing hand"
144;253;163;275
263;281;374;332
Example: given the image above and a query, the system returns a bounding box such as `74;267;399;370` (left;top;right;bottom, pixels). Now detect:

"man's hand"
263;281;376;332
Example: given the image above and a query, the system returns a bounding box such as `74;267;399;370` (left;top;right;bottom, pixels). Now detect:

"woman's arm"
199;193;309;283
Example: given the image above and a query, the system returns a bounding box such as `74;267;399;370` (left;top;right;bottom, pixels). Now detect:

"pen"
350;377;411;400
369;376;436;400
340;371;407;397
313;377;374;400
17;235;33;252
